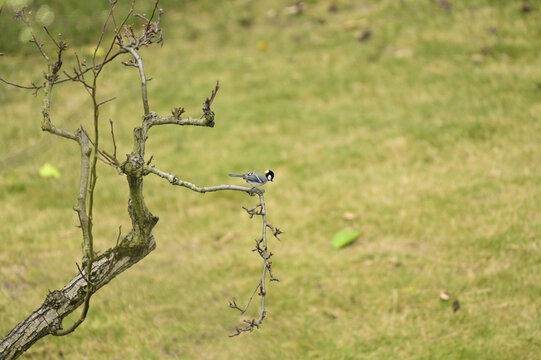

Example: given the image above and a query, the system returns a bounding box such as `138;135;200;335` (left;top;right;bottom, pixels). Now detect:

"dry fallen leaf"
285;2;305;16
471;54;483;63
393;48;413;58
439;290;450;301
343;212;357;221
343;19;368;30
266;9;277;20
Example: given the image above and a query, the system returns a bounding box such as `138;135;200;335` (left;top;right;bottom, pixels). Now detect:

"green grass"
1;0;541;359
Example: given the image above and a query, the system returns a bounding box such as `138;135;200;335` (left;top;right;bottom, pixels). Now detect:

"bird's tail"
228;174;243;177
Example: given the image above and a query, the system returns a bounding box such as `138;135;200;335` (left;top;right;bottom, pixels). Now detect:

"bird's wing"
244;172;264;183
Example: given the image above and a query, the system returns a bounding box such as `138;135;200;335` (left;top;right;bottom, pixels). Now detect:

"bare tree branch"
92;0;119;66
146;113;215;128
62;69;93;93
200;80;219;119
0;76;42;91
48;128;94;336
229;192;277;337
144;166;261;195
97;96;117;107
0;236;156;358
143;81;220;129
144;163;279;337
29;33;49;61
109;119;118;159
80;127;120;169
124;47;150;115
40;46;77;141
229;280;262;314
52;50;127;88
116;1;163;117
52;51;108;335
42;26;60;50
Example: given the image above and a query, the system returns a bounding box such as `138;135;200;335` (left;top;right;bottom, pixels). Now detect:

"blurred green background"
1;0;541;359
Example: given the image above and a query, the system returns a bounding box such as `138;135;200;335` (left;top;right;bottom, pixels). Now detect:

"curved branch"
144;163;278;337
40;48;78;142
0;76;42;91
123;47;150;115
47;129;94;336
144;165;263;194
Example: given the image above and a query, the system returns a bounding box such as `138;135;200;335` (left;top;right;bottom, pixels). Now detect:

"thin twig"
40;49;78;141
0;76;41;90
228;192;279;336
97;97;117;107
93;1;116;67
200;80;220;119
62;70;93;92
110;0;119;29
109;119;117;159
96;0;134;77
29;33;49;60
146;154;154;165
42;27;60;49
243;204;263;218
229;280;262;314
266;224;283;240
106;226;123;276
56;50;127;88
124;47;150;115
80;127;119;168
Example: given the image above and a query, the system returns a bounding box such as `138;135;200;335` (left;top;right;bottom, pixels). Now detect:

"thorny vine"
0;0;282;357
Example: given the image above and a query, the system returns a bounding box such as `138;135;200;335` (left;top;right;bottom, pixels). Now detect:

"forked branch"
148;81;220;128
144;165;281;337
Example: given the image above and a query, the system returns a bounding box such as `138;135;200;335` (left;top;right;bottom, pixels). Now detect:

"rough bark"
0;235;155;360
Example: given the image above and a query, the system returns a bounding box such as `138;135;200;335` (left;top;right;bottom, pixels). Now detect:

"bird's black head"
265;170;274;182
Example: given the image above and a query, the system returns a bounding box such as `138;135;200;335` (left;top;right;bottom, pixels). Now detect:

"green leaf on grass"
38;163;61;179
332;230;360;250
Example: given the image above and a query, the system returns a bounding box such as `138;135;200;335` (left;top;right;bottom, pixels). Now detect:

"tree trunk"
0;235;155;360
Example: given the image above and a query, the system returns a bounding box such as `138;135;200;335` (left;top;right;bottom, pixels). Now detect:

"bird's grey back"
229;172;266;182
244;172;265;183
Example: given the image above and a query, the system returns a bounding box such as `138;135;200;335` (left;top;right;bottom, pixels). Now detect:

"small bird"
229;170;274;188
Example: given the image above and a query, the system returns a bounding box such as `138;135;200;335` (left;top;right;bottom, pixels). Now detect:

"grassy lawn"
1;0;540;359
